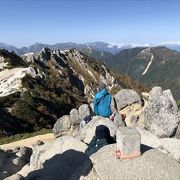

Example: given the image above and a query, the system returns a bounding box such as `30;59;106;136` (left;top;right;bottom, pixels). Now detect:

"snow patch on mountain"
0;67;38;97
22;52;34;63
60;50;69;54
107;44;115;48
142;54;154;75
24;52;34;56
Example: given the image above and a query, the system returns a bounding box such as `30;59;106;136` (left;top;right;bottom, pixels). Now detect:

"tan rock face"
120;103;144;127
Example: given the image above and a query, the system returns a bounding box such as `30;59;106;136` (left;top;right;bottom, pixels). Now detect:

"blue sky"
0;0;180;47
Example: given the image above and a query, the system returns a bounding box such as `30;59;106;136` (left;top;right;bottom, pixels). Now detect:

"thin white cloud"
108;41;180;48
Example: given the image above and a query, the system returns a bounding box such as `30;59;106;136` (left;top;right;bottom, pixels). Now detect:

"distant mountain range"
0;42;121;55
0;41;180;55
84;46;180;100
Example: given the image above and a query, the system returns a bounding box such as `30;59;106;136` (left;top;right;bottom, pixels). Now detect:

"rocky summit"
0;86;180;179
0;48;148;136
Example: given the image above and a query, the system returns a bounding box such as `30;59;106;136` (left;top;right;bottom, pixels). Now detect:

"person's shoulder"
95;91;101;97
107;92;112;97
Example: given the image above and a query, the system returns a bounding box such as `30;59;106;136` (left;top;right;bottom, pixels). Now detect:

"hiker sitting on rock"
85;125;115;156
94;82;112;118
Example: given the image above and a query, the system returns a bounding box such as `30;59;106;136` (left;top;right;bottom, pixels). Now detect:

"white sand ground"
0;133;55;150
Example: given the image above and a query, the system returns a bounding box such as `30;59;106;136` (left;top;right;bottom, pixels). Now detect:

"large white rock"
144;87;180;138
24;136;91;180
78;104;91;122
137;127;180;163
53;115;72;135
77;116;117;144
79;145;180;180
115;89;141;111
29;136;87;170
70;108;79;126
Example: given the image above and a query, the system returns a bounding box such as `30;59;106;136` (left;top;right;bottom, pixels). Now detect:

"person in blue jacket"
94;81;112;117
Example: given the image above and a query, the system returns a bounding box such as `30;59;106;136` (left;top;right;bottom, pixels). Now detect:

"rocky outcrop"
53;86;180;139
79;145;180;180
115;89;142;110
3;106;180;180
29;136;87;170
53;104;93;136
137;127;180;162
18;136;92;180
77;116;117;144
78;104;92;124
120;103;144;127
0;147;32;179
53;115;72;136
144;87;180;138
70;108;79;126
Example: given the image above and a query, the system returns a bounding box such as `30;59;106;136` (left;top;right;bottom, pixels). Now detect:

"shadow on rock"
26;149;93;180
140;144;154;154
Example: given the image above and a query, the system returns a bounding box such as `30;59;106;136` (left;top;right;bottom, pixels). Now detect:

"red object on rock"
121;113;126;120
115;147;121;159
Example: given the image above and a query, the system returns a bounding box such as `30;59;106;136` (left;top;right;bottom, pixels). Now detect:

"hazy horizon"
1;41;180;49
0;0;180;47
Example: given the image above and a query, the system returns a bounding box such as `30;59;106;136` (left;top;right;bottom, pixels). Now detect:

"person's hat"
99;81;106;90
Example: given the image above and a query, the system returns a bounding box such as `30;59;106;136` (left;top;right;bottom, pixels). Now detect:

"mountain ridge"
0;48;149;136
84;46;180;100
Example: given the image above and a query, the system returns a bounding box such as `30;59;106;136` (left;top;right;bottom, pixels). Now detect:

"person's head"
99;81;106;91
95;125;111;140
